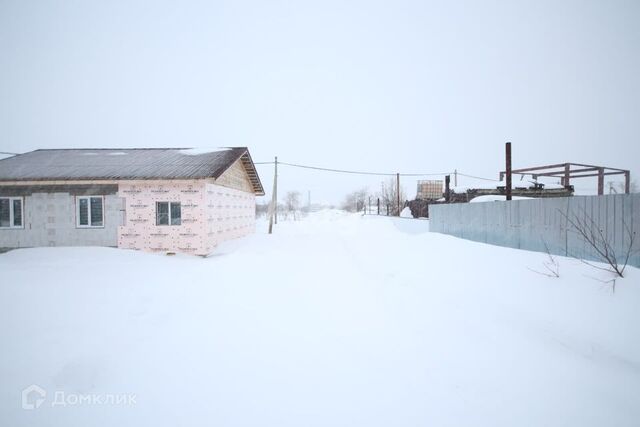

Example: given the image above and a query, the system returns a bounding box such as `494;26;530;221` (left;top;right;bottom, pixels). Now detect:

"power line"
255;160;451;177
255;159;500;183
456;172;500;182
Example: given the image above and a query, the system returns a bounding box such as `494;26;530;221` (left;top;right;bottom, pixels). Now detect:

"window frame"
156;201;181;226
0;197;25;229
76;195;105;228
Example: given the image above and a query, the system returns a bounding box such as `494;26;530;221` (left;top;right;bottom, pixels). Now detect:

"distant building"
0;147;264;256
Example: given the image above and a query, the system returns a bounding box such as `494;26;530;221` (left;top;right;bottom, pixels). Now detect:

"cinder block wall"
0;193;122;248
430;194;640;268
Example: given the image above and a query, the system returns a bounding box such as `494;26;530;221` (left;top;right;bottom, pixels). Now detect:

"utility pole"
505;142;512;201
274;156;278;223
268;156;278;234
396;173;401;216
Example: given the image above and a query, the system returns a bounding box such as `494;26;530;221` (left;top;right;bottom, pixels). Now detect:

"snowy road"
1;211;639;426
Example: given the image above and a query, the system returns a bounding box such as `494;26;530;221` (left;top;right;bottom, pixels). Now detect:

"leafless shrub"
528;240;560;278
560;208;637;279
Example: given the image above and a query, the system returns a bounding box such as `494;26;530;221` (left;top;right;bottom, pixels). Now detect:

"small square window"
0;197;24;229
156;202;181;226
76;196;104;228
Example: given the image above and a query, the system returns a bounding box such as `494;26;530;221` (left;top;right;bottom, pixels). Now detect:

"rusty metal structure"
500;163;631;195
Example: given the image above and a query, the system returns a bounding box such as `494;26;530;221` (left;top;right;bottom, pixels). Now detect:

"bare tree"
380;178;406;216
342;188;368;212
607;179;637;194
284;191;301;220
561;209;637;279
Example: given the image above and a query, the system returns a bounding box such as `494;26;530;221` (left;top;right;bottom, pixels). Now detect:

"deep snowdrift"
1;211;639;427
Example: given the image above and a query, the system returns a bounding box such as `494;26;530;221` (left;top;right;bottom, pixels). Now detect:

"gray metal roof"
0;148;264;195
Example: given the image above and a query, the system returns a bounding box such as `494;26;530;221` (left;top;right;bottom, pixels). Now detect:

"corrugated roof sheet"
0;148;265;195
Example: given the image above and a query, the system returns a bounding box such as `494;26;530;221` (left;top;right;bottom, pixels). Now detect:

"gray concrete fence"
430;194;640;269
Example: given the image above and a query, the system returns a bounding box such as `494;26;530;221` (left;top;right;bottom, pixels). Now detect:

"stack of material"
416;180;443;200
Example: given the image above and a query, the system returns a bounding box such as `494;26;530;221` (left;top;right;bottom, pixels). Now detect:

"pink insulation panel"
117;180;256;256
205;183;256;249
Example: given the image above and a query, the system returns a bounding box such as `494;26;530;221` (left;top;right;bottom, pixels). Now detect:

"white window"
76;196;104;228
156;202;181;225
0;197;24;228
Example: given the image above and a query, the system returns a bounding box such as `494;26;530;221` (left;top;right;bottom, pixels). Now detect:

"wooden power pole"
274;156;278;224
396;173;401;216
268;156;278;234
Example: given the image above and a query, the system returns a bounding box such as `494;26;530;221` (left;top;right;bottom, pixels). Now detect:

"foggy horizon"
1;0;638;204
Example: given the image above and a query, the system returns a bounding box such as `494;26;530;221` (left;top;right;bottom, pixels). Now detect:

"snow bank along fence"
429;194;640;268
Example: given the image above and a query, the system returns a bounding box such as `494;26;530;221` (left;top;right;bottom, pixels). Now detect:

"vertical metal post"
562;163;570;187
445;175;451;202
377;198;380;215
396;173;400;216
274;156;278;224
505;142;512;201
625;171;630;194
597;167;604;195
454;169;458;187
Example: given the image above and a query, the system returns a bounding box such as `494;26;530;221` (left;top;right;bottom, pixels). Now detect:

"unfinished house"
0;148;264;256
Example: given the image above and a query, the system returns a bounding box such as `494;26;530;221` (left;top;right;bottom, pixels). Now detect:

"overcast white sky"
1;0;638;203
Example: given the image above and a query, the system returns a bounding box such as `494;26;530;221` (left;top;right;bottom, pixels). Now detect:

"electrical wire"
254;160;451;177
456;172;500;182
279;161;451;177
254;159;500;183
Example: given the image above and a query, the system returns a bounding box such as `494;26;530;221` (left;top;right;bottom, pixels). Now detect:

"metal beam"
445;175;451;202
598;167;605;195
569;162;628;172
505;142;512;201
625;171;631;194
504;163;567;174
545;171;627;179
536;167;601;177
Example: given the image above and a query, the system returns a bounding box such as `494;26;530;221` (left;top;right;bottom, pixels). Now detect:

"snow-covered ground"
1;210;639;426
